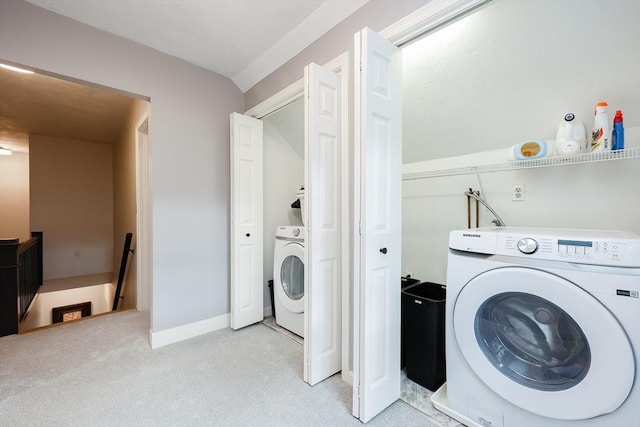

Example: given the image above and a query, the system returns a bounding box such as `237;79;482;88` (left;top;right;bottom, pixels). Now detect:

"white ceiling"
25;0;369;92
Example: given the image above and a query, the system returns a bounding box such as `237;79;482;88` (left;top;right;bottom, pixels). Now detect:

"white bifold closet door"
304;63;342;386
229;62;342;387
352;27;402;423
229;113;264;330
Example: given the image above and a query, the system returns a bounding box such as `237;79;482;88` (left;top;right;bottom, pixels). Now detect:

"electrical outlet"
512;184;525;201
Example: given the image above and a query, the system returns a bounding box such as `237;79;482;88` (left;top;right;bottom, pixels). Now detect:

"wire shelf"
402;147;640;180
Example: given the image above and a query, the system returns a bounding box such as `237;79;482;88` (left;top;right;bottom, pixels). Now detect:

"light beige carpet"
0;310;439;426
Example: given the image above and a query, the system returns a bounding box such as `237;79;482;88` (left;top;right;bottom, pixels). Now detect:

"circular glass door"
280;254;304;300
274;241;304;313
475;292;590;392
453;267;634;420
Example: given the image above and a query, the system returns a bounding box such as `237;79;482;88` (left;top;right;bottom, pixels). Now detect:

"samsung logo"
617;289;639;298
463;233;482;238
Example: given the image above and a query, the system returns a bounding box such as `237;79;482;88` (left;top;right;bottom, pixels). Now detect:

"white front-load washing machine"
273;225;305;337
433;227;640;427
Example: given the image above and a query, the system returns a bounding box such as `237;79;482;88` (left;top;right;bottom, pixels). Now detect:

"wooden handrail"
17;236;39;254
112;233;134;311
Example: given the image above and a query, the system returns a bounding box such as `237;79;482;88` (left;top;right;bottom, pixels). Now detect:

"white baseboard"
150;313;230;349
263;305;273;317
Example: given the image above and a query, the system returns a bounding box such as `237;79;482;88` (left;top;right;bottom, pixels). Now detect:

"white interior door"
352;27;402;422
230;113;264;330
304;63;342;385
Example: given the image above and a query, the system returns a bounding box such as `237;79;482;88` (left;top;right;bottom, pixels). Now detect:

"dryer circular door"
274;242;304;314
453;266;634;421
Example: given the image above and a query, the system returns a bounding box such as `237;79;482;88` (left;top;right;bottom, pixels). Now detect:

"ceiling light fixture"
0;63;34;74
0;147;13;156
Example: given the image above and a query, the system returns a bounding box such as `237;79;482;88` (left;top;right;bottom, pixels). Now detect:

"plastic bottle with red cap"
590;101;610;152
611;110;625;151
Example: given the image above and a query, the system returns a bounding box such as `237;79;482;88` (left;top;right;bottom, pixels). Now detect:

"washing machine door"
453;266;634;420
274;242;304;313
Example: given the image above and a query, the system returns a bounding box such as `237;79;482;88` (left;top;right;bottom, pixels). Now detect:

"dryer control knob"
517;238;538;254
292;228;300;237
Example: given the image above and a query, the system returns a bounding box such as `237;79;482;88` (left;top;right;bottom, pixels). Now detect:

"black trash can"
401;281;446;391
400;276;420;368
401;276;420;289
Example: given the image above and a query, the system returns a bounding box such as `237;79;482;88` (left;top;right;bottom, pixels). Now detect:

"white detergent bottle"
555;113;586;156
590;101;610;152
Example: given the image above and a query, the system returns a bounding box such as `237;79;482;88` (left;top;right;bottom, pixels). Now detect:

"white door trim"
135;114;152;314
244;80;304;120
380;0;491;46
244;53;349;120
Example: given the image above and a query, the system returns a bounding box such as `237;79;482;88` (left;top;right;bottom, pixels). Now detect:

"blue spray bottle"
611;110;624;151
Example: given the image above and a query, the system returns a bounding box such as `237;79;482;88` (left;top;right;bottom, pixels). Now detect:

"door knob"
246;233;250;237
379;248;388;254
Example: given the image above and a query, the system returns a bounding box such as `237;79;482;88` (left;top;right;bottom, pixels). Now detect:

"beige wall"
113;99;149;310
30;135;113;280
0;151;30;242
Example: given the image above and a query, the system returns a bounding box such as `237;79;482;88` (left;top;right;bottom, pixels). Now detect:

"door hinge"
358;221;362;235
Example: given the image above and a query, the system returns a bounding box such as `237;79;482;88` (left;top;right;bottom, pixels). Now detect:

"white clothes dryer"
273;226;305;337
433;227;640;427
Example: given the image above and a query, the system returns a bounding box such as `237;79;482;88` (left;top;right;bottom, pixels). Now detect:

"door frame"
135;114;152;313
378;0;491;45
245;51;352;383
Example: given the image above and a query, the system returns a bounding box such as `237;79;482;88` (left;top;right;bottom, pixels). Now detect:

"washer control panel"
275;226;305;241
501;233;639;266
449;227;640;267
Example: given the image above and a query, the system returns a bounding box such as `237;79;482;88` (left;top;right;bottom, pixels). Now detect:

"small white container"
555;112;586;156
509;139;553;160
590;102;610;152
